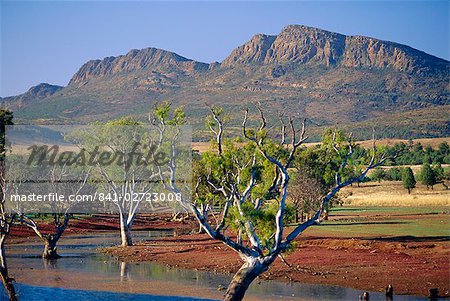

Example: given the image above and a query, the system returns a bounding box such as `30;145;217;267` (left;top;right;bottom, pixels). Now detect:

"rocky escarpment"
222;25;449;74
67;25;449;87
69;48;209;85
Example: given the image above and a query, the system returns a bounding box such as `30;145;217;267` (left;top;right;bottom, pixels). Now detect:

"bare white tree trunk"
120;261;129;281
197;204;209;234
119;210;133;247
120;221;133;247
0;234;17;301
224;258;271;301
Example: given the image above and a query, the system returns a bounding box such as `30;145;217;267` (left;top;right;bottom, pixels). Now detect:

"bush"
371;167;386;183
386;167;402;181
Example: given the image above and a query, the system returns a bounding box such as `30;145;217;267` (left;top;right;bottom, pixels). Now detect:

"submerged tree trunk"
42;236;61;259
21;214;69;260
224;259;269;301
120;261;129;281
120;215;133;247
0;235;17;301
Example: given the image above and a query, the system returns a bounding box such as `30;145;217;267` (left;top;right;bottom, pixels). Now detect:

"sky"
1;1;449;97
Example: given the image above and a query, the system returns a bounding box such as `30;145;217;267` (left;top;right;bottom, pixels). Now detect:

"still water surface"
4;231;433;301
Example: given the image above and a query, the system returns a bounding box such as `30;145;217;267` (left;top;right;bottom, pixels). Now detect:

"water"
4;231;434;300
13;284;216;301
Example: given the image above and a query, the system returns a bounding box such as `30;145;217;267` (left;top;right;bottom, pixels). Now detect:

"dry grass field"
345;137;450;149
193;137;450;153
342;181;450;207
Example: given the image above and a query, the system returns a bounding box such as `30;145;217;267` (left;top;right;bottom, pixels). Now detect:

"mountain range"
1;25;449;140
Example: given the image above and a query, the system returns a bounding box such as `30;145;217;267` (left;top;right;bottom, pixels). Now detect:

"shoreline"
102;233;450;298
7;214;450;299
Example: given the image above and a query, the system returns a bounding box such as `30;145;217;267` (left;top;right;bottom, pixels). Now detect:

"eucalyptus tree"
3;125;93;259
70;118;153;246
0;164;16;301
70;104;188;247
164;105;389;301
20;162;92;259
0;109;17;300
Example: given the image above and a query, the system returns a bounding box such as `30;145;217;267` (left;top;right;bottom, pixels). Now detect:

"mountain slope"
69;48;209;85
1;25;449;140
1;83;63;108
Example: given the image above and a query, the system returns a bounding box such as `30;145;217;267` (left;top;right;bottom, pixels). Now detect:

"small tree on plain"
402;167;416;194
289;172;324;223
420;163;436;190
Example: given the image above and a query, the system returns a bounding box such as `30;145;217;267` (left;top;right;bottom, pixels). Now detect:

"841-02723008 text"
9;192;182;203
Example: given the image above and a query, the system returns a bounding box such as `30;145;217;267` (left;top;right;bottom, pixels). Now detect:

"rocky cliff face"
221;34;277;66
222;25;449;74
67;25;448;86
69;48;209;85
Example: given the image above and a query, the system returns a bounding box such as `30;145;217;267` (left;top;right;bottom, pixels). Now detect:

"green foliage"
386;141;450;165
105;116;140;126
295;129;365;189
227;200;295;252
432;163;445;181
371;167;386;183
401;167;416;194
0;109;13;160
419;163;436;189
154;101;186;126
443;167;450;181
386;167;402;181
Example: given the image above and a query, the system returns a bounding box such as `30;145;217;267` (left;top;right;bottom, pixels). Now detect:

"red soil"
103;233;450;298
9;214;194;241
9;214;450;298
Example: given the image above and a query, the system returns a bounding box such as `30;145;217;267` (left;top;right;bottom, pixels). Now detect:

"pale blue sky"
1;1;449;97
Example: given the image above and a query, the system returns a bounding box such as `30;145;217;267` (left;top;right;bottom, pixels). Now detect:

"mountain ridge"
222;25;449;73
1;25;449;140
69;47;210;85
67;25;449;87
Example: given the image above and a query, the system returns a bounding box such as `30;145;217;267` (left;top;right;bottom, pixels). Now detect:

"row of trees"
376;141;449;165
370;162;448;192
1;105;391;301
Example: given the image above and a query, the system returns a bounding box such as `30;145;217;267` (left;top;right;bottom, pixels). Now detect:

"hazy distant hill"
2;25;449;140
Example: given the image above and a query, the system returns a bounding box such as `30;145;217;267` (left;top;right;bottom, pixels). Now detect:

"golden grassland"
341;136;450;149
9;136;450;155
193;137;450;153
342;181;450;207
